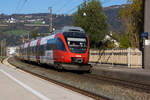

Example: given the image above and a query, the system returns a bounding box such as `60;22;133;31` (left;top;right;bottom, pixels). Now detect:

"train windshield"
63;32;88;53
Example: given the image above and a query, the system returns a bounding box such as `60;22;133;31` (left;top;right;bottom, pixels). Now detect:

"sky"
0;0;127;15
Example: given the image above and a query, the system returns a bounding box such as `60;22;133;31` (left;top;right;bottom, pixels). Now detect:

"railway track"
3;57;110;100
84;73;150;94
4;57;150;100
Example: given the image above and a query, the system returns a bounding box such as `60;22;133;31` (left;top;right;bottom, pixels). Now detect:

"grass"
31;21;43;25
0;56;6;62
6;30;29;36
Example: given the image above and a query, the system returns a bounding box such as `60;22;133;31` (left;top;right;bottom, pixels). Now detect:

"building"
7;47;17;56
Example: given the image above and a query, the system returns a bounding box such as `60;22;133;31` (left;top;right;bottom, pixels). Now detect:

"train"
17;26;92;72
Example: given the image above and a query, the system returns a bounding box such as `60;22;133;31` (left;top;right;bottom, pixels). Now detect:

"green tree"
109;31;121;42
119;0;144;48
105;40;115;49
119;34;131;48
73;0;108;48
31;29;39;39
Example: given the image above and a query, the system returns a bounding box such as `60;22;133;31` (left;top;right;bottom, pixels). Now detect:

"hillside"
0;5;124;46
104;5;125;33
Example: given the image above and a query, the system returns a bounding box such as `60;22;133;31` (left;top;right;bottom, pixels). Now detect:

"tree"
31;29;39;39
119;34;131;48
119;0;144;48
105;40;115;49
73;0;108;48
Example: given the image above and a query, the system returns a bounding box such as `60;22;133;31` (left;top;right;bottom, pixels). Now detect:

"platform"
92;63;150;85
0;63;94;100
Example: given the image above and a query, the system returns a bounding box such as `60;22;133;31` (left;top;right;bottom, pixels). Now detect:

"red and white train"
17;26;92;72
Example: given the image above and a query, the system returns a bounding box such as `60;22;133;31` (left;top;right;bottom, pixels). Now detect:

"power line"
48;0;58;7
15;0;22;13
55;0;76;14
65;6;78;14
64;0;113;14
64;1;84;14
101;0;114;5
18;0;28;13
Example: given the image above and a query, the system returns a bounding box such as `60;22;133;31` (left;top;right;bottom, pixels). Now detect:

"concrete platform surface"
0;63;94;100
92;63;150;85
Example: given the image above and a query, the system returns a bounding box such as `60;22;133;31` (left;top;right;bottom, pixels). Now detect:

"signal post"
144;0;150;69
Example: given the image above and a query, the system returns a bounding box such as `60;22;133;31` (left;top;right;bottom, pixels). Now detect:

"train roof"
20;26;85;48
40;34;55;45
61;26;85;33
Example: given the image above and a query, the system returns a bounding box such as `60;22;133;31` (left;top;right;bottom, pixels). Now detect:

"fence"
89;48;142;68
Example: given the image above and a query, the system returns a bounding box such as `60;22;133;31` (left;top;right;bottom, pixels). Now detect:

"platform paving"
0;63;94;100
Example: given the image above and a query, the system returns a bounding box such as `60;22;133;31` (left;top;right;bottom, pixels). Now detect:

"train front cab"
53;32;91;71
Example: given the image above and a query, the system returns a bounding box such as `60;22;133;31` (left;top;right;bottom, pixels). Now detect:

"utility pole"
1;40;3;56
49;7;53;33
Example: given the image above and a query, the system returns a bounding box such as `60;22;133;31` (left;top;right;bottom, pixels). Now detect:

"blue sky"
0;0;127;15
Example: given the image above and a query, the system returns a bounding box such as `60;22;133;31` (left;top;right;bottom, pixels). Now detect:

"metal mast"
49;7;53;33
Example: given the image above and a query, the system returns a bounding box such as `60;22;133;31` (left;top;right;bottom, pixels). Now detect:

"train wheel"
86;65;92;73
87;69;92;73
55;64;63;72
37;61;41;65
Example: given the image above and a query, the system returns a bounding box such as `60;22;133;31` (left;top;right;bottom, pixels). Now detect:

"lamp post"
83;12;87;16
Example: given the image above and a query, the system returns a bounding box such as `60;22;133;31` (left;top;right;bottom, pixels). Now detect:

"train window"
63;32;85;37
57;38;66;51
36;46;38;56
65;38;87;53
47;39;57;50
46;44;51;50
37;46;40;56
40;45;42;56
67;38;87;47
